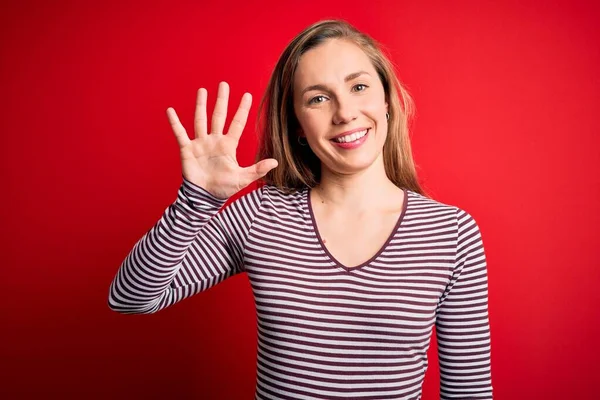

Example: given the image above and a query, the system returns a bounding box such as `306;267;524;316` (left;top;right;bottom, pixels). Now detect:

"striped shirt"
108;178;493;399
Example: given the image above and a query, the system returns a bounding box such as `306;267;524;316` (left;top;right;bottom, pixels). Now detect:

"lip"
330;129;369;150
330;127;371;140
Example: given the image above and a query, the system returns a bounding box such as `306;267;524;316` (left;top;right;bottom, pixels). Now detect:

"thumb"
240;158;278;185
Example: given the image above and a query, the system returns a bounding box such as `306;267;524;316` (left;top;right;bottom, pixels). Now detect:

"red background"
1;0;599;398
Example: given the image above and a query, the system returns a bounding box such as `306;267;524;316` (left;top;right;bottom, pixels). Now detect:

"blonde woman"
109;19;493;400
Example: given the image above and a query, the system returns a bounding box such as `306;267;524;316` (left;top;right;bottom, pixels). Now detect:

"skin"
165;39;404;267
293;38;404;214
166;83;278;200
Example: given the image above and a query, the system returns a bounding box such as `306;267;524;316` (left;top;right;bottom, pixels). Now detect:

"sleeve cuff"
181;176;228;211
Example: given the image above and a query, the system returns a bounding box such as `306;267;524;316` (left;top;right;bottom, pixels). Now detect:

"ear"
385;101;389;113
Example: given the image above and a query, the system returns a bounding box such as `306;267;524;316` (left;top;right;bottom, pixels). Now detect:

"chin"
328;154;382;175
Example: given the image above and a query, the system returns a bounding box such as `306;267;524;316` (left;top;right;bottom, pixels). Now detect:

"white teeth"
333;129;368;143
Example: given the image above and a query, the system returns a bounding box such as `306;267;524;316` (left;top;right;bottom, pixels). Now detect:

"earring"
386;112;390;120
298;136;308;146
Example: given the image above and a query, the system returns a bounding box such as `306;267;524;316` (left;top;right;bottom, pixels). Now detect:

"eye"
308;95;327;105
352;83;368;92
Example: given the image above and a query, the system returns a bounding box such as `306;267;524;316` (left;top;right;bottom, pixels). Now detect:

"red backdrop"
1;0;599;398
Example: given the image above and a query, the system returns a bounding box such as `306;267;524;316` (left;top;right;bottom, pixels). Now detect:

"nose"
332;94;357;125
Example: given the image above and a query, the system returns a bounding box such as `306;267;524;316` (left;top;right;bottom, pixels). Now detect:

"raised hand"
166;82;278;200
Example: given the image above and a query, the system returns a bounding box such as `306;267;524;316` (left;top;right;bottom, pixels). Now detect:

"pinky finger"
166;107;191;148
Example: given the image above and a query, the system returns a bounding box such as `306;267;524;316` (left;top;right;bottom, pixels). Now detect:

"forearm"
108;179;226;314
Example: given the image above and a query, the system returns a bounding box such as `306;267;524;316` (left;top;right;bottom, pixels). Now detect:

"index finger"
227;92;252;140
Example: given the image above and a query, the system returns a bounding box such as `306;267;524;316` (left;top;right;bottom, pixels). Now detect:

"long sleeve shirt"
108;178;493;399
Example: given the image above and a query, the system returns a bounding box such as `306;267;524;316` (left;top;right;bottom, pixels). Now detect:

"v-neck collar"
305;187;409;273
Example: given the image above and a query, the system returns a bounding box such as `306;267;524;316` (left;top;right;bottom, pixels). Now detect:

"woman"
109;19;493;400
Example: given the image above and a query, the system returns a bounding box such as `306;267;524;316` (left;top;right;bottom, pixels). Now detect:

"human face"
293;39;388;176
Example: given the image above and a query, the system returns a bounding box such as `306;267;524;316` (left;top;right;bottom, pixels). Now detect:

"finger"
211;81;229;134
194;88;208;138
166;107;190;148
240;158;278;186
227;92;252;140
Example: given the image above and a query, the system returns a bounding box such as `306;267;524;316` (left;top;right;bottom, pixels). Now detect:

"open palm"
166;82;278;199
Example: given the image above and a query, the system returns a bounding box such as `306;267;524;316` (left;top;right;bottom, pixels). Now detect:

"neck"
314;154;398;212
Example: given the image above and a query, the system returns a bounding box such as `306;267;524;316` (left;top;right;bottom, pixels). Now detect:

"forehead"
294;39;375;87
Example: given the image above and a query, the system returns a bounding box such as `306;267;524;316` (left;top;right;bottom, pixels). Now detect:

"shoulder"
223;183;307;215
405;190;485;268
256;184;308;207
405;189;480;233
405;188;462;217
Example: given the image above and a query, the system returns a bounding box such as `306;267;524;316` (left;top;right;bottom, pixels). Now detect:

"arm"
435;209;493;399
107;177;264;314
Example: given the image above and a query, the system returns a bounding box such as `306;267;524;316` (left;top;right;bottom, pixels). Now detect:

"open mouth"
331;128;370;143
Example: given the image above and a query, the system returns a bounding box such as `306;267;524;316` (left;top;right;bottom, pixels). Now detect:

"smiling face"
293;38;389;177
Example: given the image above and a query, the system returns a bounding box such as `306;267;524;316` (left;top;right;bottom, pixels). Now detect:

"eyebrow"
300;71;371;96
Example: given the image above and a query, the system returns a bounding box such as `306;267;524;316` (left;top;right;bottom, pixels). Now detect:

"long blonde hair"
255;19;428;197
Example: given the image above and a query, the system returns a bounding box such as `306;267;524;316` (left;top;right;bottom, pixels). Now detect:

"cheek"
360;91;386;113
293;109;310;132
362;101;387;121
297;109;327;133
